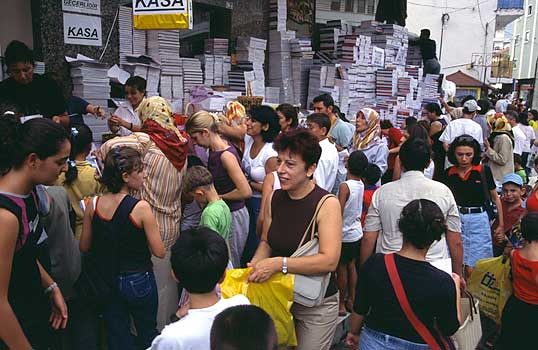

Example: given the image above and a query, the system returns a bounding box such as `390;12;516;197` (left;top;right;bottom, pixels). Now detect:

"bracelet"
44;282;58;295
130;122;133;130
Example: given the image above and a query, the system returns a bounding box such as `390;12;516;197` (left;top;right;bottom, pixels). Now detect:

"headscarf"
353;108;381;150
136;96;188;171
487;113;514;146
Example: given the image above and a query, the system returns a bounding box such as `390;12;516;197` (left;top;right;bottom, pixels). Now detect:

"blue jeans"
103;270;159;350
241;196;261;266
460;211;493;267
360;327;429;350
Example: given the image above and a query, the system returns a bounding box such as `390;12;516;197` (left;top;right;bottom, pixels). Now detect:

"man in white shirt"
150;228;250;350
307;113;339;191
506;110;527;156
361;138;464;279
439;99;484;151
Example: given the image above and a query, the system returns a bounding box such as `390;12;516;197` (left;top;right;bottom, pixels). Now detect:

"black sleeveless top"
268;185;338;297
92;195;153;273
0;191;49;337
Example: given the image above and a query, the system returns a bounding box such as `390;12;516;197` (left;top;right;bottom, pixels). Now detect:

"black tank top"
268;185;337;297
0;191;49;328
92;195;153;273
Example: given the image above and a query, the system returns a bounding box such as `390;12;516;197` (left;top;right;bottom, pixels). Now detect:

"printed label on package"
62;0;101;15
63;13;102;46
133;0;187;15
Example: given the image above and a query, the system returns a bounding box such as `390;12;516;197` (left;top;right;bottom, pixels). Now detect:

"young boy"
210;305;278;350
493;173;526;256
306;113;339;192
183;166;232;242
150;227;250;350
337;150;368;315
361;163;382;227
514;154;527;184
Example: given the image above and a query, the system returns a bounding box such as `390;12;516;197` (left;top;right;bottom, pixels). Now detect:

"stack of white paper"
204;38;229;56
118;6;133;65
181;58;203;93
269;0;287;31
67;54;110;108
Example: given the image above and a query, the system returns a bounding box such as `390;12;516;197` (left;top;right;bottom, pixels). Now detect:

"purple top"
207;145;245;212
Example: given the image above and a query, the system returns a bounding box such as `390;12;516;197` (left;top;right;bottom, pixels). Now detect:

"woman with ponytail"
346;199;461;350
57;124;102;239
0;114;70;350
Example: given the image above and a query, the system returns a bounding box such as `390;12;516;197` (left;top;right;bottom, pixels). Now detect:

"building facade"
316;0;378;24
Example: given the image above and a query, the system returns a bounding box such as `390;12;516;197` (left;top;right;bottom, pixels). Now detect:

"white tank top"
341;179;364;242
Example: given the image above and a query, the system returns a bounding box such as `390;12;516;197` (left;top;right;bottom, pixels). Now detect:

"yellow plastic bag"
220;268;297;347
467;256;512;324
132;0;192;30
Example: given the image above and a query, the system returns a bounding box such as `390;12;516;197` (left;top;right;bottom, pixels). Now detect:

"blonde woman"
186;111;252;268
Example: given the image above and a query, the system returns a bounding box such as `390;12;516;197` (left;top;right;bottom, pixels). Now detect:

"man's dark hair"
306;113;331;136
313;93;334;108
362;163;382;186
249;105;281;142
507;104;518;112
210;305;278;350
420;29;431;39
380;120;394;129
404;117;417;128
4;40;34;67
505;110;518;121
521;212;538;242
125;75;147;92
406;124;430;143
276;103;298;128
347;150;368;178
400;137;431;171
446;135;482;166
171;227;229;294
477;99;491;113
518;112;530;126
514;153;523;166
274;128;322;170
424;103;442;116
399;199;447;249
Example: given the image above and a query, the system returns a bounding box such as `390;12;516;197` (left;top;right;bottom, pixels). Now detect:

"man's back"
314;138;339;191
364;171;461;261
439;118;484;146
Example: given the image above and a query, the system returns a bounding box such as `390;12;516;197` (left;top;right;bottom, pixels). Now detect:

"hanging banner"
62;0;101;16
133;0;193;30
63;13;102;46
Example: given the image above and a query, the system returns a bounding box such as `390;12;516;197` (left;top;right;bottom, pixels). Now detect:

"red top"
512;250;538;305
526;191;538;213
387;128;403;170
362;186;379;227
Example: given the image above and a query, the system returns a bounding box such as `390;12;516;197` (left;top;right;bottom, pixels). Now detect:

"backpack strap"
0;194;24;242
113;195;140;228
384;253;443;350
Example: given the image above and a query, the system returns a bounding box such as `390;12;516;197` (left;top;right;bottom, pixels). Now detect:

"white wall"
0;0;33;53
407;0;497;83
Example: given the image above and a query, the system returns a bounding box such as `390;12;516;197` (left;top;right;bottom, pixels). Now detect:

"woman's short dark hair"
447;135;482;166
0;115;68;176
398;199;447;249
424;103;442;116
380;120;394;129
248;105;281;142
521;212;538;242
100;147;143;193
4;40;34;67
64;124;93;186
529;109;538;121
125;76;147;93
406;124;430;142
518;112;530;126
276;103;298;128
273;128;321;170
210;305;278;350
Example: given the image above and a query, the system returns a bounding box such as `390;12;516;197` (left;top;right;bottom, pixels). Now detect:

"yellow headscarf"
487;112;512;134
137;96;187;142
353;108;381;150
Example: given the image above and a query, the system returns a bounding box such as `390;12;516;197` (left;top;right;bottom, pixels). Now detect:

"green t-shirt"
200;199;232;241
516;169;527;184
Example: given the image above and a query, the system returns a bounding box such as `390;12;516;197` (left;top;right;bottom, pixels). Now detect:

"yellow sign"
132;0;192;30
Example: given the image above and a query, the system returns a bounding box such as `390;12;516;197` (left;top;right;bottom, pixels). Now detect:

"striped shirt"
99;133;186;248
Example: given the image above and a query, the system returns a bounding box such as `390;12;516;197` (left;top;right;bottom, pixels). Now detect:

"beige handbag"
452;291;482;350
290;194;335;307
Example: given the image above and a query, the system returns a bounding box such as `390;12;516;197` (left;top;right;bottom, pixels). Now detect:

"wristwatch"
282;257;288;274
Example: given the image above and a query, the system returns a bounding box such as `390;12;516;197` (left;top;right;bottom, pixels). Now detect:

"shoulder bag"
290;194;335;307
384;253;455;350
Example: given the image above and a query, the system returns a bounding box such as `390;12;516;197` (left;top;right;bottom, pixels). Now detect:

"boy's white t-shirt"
150;294;250;350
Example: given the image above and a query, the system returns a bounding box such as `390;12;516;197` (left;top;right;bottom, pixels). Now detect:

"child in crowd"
500;213;538;349
183;166;232;242
514;154;527;184
57;124;102;239
306;113;339;192
180;156;205;233
361;163;382;227
151;227;250;350
210;305;278;350
337;150;368;315
492;173;526;256
80;147;165;350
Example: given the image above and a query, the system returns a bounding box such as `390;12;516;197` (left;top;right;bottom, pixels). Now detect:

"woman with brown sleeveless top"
248;128;342;350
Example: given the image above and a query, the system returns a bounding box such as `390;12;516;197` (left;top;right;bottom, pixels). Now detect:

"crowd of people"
1;39;537;350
